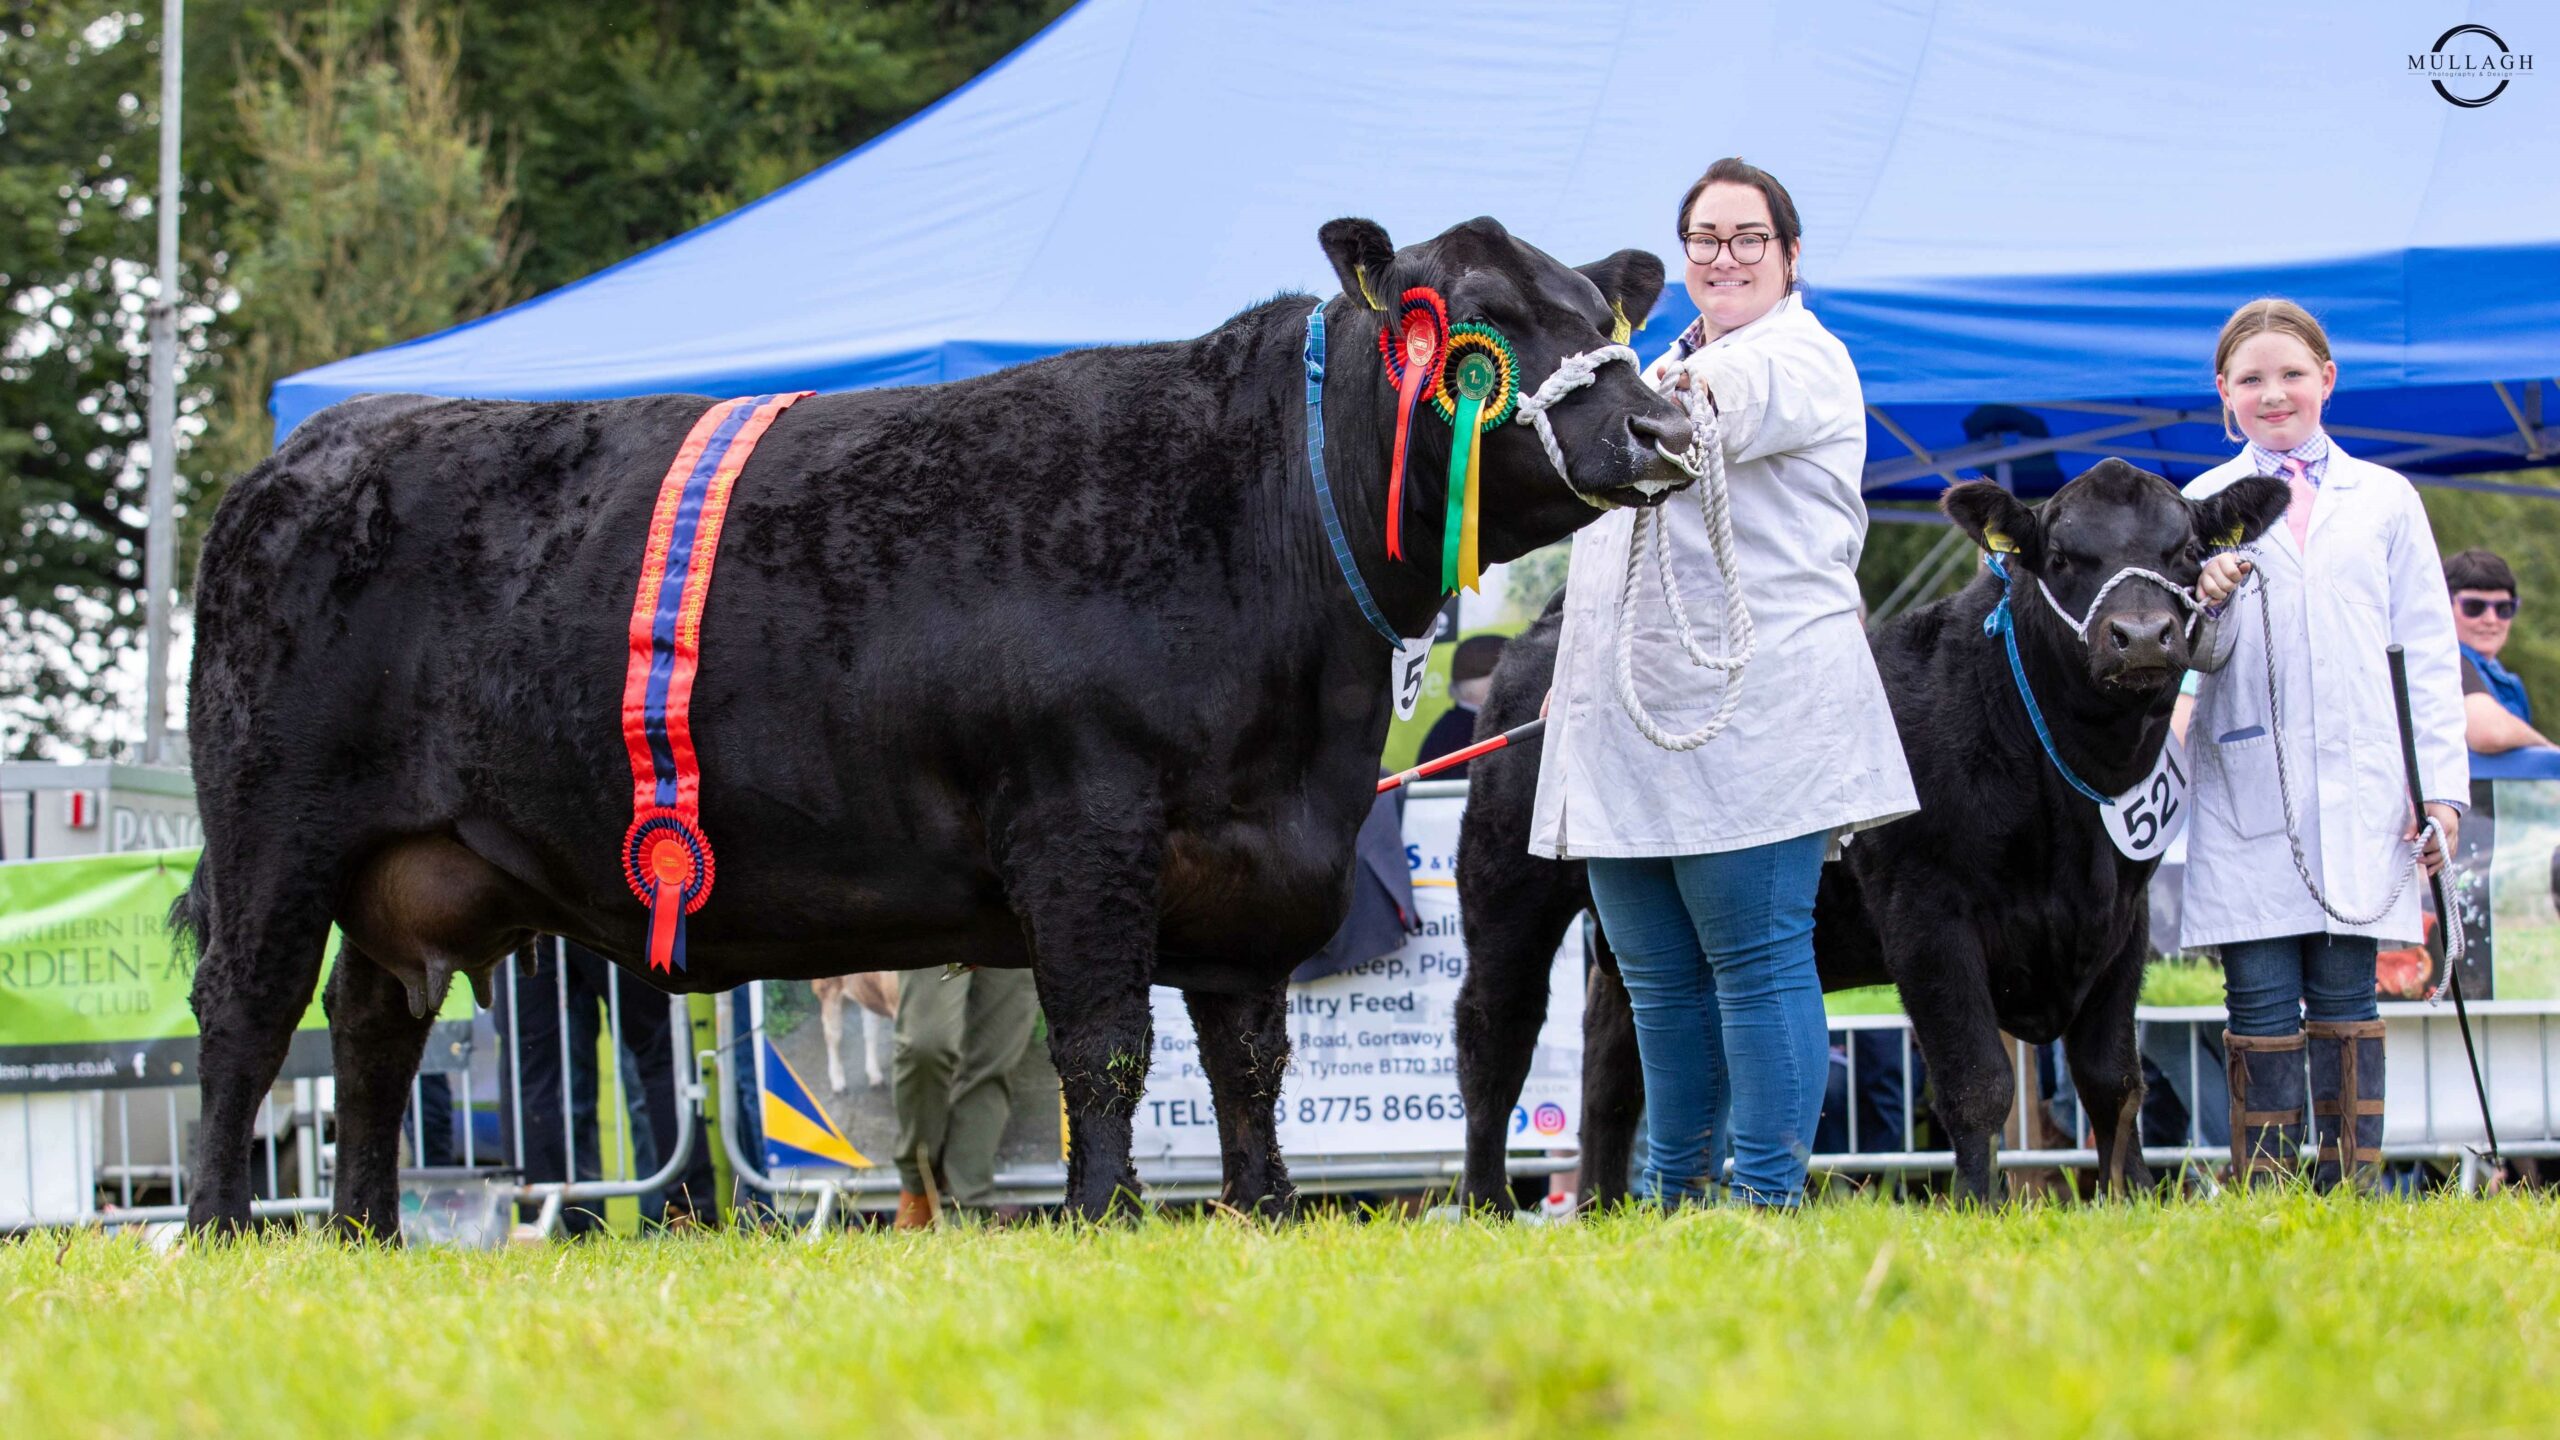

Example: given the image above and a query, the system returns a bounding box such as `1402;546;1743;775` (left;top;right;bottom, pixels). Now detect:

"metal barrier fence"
3;941;706;1238
10;959;2559;1238
714;993;2560;1237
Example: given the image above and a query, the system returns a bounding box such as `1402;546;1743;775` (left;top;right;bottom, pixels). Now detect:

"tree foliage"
1;0;1066;755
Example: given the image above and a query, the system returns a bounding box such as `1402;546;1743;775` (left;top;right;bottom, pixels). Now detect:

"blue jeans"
2220;933;2380;1037
1586;831;1830;1207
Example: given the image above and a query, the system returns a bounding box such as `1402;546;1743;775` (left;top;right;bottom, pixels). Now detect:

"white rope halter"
1512;343;1644;496
2032;566;2208;646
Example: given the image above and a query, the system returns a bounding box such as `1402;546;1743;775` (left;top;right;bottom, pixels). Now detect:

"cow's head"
1943;459;2291;694
1317;215;1694;563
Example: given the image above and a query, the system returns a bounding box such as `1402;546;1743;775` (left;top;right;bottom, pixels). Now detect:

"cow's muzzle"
2093;606;2189;691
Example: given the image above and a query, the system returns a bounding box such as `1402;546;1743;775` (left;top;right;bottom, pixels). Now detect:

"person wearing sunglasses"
2447;548;2557;761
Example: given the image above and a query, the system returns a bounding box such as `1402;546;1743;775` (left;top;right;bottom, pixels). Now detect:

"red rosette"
622;808;716;915
1376;286;1450;388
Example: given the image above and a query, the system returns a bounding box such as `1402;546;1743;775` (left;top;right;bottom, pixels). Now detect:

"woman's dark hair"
2445;548;2520;598
1676;157;1804;290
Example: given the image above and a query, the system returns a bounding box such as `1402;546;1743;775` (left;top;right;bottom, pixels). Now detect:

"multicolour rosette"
1375;287;1449;561
1428;323;1520;593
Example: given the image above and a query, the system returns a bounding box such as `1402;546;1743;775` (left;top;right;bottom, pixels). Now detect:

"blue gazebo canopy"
275;0;2560;503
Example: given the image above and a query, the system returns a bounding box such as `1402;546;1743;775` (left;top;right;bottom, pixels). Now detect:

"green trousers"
892;966;1040;1202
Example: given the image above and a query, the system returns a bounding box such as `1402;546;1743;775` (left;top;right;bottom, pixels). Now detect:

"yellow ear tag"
1354;265;1385;312
2215;524;2245;549
1985;528;2019;555
1609;301;1633;345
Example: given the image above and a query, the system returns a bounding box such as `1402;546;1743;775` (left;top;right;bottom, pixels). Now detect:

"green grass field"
6;1195;2555;1437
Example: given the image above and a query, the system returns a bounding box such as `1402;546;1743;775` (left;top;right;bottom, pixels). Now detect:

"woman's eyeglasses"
1682;231;1771;265
2457;596;2520;620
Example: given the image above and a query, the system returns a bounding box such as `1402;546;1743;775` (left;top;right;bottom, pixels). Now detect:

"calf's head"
1943;459;2290;695
1317;215;1695;565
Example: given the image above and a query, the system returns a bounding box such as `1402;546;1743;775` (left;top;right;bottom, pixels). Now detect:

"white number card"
2102;734;2189;861
1392;633;1433;721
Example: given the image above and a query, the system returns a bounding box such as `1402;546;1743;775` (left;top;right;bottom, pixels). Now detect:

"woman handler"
1528;158;1915;1207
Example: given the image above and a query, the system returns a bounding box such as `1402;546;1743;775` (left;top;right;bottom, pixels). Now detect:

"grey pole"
142;0;185;764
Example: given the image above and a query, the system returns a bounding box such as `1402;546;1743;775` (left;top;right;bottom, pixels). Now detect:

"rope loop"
1611;382;1755;751
2242;570;2444;949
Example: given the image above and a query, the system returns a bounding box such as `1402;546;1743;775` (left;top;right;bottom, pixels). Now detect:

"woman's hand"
1540;687;1552;719
2197;553;2252;607
2412;802;2461;877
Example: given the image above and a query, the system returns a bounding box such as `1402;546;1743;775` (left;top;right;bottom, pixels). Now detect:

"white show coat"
1528;293;1916;859
2179;444;2468;948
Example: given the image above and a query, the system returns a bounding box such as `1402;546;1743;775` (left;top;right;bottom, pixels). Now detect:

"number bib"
1392;633;1433;721
2102;735;2189;861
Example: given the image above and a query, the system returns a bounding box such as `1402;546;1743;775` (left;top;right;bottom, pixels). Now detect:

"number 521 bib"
2102;734;2189;862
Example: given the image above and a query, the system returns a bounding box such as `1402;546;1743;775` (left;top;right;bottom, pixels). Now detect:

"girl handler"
1528;159;1915;1207
2184;298;2468;1192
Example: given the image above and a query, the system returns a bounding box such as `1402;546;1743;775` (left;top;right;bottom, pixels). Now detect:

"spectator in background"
494;937;720;1235
892;965;1040;1229
1415;634;1508;778
2447;549;2553;752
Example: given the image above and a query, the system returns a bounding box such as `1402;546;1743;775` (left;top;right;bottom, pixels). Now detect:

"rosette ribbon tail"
649;883;686;975
1444;389;1485;593
1386;350;1434;559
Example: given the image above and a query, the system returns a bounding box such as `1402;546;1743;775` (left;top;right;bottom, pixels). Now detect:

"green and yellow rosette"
1429;323;1521;593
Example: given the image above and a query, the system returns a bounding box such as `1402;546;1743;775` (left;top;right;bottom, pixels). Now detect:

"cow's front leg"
1184;983;1296;1218
324;942;441;1243
1579;937;1646;1210
1890;927;2012;1205
995;787;1161;1222
2063;942;2155;1198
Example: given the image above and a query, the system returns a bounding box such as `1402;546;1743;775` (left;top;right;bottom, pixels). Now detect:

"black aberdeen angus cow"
176;216;1696;1236
1453;460;2290;1205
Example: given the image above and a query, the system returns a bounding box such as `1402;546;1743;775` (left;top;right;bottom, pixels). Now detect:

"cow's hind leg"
2063;945;2155;1198
184;864;334;1237
1453;901;1581;1212
323;942;439;1242
1579;935;1646;1210
995;784;1162;1222
1185;983;1296;1218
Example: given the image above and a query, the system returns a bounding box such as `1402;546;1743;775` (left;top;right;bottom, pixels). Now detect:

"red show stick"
1377;717;1545;793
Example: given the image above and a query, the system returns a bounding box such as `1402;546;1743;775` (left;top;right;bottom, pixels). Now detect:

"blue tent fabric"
274;1;2559;497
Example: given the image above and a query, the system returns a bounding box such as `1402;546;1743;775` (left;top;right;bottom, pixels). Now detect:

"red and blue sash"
619;391;810;972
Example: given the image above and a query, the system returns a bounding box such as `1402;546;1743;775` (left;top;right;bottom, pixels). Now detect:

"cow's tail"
168;856;213;964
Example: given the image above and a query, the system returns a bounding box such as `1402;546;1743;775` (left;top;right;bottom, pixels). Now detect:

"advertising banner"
750;790;1589;1174
0;849;471;1093
1133;791;1585;1161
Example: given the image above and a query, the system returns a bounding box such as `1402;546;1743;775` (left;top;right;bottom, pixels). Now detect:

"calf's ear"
1576;250;1667;343
1942;480;2043;565
1318;219;1396;312
2188;475;2292;550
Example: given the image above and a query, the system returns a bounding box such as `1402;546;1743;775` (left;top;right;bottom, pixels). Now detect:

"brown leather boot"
2225;1030;2306;1188
2309;1019;2386;1193
894;1191;937;1230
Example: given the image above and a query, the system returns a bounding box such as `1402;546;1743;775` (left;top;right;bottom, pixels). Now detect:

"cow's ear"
1318;218;1396;311
1576;250;1666;343
2189;475;2292;551
1942;480;2043;565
